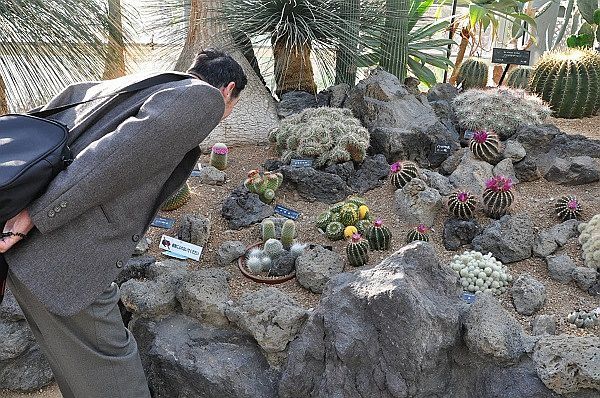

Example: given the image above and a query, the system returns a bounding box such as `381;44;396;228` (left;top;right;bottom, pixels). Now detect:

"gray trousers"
7;270;151;398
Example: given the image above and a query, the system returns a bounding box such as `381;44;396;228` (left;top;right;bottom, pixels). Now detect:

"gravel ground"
2;119;599;398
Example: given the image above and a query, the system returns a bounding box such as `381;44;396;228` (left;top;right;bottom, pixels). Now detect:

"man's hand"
0;209;34;253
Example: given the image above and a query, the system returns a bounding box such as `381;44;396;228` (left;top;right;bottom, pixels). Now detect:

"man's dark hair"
187;49;247;97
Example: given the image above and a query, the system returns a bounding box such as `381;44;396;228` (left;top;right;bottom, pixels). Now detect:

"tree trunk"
0;75;8;114
174;0;279;151
449;28;471;85
272;37;317;96
103;0;126;80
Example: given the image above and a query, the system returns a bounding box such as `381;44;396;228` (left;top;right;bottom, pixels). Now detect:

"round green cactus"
530;49;600;118
456;58;489;90
355;219;372;236
316;211;334;231
329;202;346;213
339;203;359;227
367;219;392;251
504;66;531;90
264;239;284;259
346;233;370;267
406;224;430;243
326;222;345;241
161;182;191;211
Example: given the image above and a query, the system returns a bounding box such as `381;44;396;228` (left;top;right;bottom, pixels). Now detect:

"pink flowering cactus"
485;175;513;192
390;161;402;173
473;130;490;143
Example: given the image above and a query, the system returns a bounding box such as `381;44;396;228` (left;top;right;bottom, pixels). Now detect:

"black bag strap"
28;72;192;119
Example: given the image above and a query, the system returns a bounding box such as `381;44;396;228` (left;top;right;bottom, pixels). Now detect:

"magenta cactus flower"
483;175;514;218
469;130;500;162
485;175;513;192
389;160;418;189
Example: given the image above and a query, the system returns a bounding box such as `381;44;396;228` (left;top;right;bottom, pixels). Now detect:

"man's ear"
220;82;236;99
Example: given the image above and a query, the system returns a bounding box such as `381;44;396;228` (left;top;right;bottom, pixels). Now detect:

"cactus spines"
290;242;307;259
261;256;272;272
247;257;263;274
317;211;333;230
344;225;358;239
346;195;367;207
555;195;582;221
329;202;345;213
505;66;531;90
161;182;191;211
356;219;372;236
469;130;500;163
346;233;370;267
261;219;276;242
367;218;392;251
210;142;229;170
326;222;345;241
482;176;514;218
358;205;370;220
339;203;359;226
456;58;489;90
281;220;296;249
530;49;600;119
448;190;477;219
264;239;284;259
244;170;283;204
390;160;419;189
406;224;430;243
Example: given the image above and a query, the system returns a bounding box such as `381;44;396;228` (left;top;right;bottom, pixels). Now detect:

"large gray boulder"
225;288;308;366
544;156;600;186
176;269;231;327
472;214;535;263
178;213;211;247
532;336;600;394
448;151;494;195
395;178;443;226
546;254;576;284
533;219;580;258
131;315;281;398
279;165;351;204
221;185;274;229
295;245;345;293
510;274;547;316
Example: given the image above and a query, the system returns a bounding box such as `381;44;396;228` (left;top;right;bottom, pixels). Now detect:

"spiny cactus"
530;48;600;118
261;256;272;272
281;219;295;249
247;256;263;274
326;222;345;241
356;219;372;236
244;170;283;204
261;219;276;242
290;242;307;259
469;130;500;163
453;88;551;139
264;238;284;259
505;66;531;90
567;310;599;328
578;214;600;268
482;176;514;218
448;190;477;219
210;142;229;171
346;233;370;267
268;107;370;168
316;211;333;231
456;58;489;90
346;195;367;207
358;205;370;220
329;202;346;213
344;225;358;239
161;182;191;211
450;250;512;295
406;224;430;243
339;203;359;226
367;218;392;251
555;195;582;221
390;160;419;189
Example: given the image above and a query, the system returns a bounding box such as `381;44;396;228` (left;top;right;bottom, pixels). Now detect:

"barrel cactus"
449;250;512;295
356;219;372;236
367;218;392;251
326;222;345;241
261;219;276;242
161;182;191;211
453;88;551;139
447;190;477;219
482;176;514;219
390;160;419;189
578;214;600;268
264;239;284;259
346;233;370;267
469;130;500;163
268;107;370;168
316;211;333;231
530;48;600;118
210;142;229;171
406;224;430;243
281;219;296;249
555;195;582;221
456;58;489;90
339;203;359;226
505;66;531;90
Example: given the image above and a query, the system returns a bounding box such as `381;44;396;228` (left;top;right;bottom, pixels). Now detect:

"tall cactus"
380;0;410;81
456;58;488;90
530;48;600;118
335;0;361;85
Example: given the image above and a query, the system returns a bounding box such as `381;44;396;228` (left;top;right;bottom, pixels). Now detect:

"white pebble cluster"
449;250;513;295
578;214;600;268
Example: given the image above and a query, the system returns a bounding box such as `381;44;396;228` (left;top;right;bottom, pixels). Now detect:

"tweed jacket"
4;72;225;316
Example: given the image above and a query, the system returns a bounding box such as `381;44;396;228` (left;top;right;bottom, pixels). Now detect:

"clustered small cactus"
346;233;370;267
210;142;229;171
453;87;551;139
447;190;477;219
317;196;372;241
456;57;489;90
389;160;419;189
555;195;582;221
482;176;514;219
449;250;513;295
567;309;599;328
161;182;191;211
268;107;370;168
406;224;430;243
469;130;500;163
244;169;283;204
578;214;600;269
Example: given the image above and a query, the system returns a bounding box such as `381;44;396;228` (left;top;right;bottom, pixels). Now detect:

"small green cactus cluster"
578;214;600;268
244;169;283;204
504;66;531;90
210;142;229;171
567;310;599;328
530;49;600;118
453;87;551;139
482;175;514;219
367;219;392;251
261;218;296;249
469;130;500;163
346;233;370;267
447;190;477;219
406;224;430;243
555;195;582;221
456;57;489;90
245;227;307;276
449;250;513;295
389;160;419;189
317;196;372;241
268;107;370;168
161;182;191;211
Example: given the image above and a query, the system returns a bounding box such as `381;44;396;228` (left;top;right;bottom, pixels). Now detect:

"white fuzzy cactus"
449;250;513;295
578;214;600;268
247;257;263;274
290;242;307;259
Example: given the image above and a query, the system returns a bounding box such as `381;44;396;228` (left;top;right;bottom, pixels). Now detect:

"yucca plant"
0;0;137;113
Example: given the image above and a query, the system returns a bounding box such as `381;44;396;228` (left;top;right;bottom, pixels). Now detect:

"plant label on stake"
274;205;300;220
434;143;451;154
464;130;475;140
461;292;477;304
159;235;203;261
290;158;314;168
190;163;203;177
151;217;176;229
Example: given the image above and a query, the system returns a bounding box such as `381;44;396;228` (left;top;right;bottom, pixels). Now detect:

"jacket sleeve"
27;82;225;234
